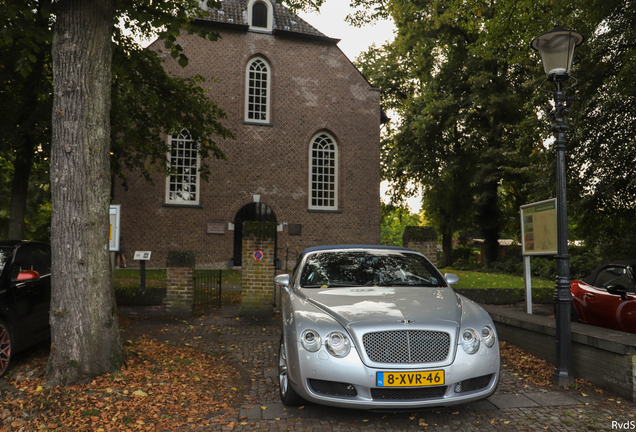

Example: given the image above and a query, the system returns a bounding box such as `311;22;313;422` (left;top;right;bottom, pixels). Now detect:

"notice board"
520;199;557;256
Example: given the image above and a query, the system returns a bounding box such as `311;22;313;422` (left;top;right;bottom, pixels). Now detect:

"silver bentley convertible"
274;245;500;410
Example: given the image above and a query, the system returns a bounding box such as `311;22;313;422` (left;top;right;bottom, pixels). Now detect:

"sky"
297;3;394;63
298;5;423;213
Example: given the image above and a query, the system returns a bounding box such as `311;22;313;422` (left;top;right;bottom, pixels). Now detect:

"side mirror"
607;284;629;301
274;274;291;293
16;270;40;281
444;273;459;286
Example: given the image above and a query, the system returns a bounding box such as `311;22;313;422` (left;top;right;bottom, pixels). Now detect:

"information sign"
109;205;121;252
520;199;557;256
134;251;152;260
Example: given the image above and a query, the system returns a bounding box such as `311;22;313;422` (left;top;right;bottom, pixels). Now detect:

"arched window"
252;2;268;28
248;0;273;31
308;132;338;210
165;130;200;205
245;57;270;123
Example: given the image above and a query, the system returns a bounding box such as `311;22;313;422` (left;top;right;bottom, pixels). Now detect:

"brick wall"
165;267;194;317
241;222;276;317
403;226;438;267
112;23;381;269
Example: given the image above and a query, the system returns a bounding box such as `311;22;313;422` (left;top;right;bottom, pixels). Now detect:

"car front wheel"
0;319;12;378
278;335;303;406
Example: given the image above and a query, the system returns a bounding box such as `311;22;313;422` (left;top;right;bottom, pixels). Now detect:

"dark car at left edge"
0;241;52;377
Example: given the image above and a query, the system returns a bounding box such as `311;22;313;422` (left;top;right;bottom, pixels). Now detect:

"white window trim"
308;132;339;211
244;56;271;124
165;130;201;205
247;0;273;32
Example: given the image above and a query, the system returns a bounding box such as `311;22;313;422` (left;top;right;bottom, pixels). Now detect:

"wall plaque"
207;221;226;234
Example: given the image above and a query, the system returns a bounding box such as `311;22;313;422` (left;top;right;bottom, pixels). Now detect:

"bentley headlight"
481;325;496;348
461;329;480;354
300;329;321;352
325;331;351;358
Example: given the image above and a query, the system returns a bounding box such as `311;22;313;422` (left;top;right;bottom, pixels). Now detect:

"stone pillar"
241;221;275;317
165;251;195;317
403;226;438;267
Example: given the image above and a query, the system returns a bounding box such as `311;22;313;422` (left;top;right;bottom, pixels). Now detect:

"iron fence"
193;269;223;311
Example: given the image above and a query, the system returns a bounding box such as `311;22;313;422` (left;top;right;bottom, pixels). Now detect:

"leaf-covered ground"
499;340;598;392
0;320;603;431
0;337;243;431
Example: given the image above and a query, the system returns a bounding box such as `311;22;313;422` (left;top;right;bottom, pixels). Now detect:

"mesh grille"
456;374;493;393
371;386;447;400
363;330;450;363
308;379;358;397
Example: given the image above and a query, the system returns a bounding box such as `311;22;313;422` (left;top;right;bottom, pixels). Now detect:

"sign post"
520;199;557;313
134;251;152;289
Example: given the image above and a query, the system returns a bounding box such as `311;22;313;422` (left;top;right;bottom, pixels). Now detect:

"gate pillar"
165;251;194;317
241;221;275;317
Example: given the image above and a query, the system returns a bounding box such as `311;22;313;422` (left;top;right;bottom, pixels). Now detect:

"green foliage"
354;0;636;265
380;202;424;246
0;0;232;239
166;251;196;268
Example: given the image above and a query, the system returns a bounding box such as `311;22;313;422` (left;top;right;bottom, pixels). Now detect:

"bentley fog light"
301;329;321;352
325;331;351;358
461;329;480;354
481;326;496;348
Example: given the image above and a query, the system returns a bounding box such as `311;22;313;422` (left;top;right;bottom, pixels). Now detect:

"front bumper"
288;341;500;410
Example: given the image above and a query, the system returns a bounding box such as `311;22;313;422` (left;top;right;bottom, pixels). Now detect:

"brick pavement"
122;306;636;431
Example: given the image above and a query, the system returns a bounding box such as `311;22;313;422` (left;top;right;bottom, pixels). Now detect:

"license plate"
376;370;445;387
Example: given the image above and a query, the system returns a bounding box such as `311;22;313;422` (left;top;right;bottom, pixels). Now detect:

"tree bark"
49;0;121;385
441;228;454;268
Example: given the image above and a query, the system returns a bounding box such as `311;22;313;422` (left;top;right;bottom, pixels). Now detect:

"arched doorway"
233;202;277;266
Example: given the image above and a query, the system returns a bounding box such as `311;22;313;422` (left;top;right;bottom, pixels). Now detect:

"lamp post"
531;25;584;387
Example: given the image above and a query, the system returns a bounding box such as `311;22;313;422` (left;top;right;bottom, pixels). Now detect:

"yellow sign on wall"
520;199;557;255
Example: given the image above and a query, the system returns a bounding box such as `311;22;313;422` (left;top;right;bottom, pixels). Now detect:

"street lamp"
531;25;584;387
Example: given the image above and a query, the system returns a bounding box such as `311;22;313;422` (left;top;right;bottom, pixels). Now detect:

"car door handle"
584;293;596;298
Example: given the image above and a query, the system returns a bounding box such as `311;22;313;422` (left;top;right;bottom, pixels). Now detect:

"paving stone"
260;403;291;420
525;391;580;406
488;393;540;408
120;304;636;432
239;405;261;420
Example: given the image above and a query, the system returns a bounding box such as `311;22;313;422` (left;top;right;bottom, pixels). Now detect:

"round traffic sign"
253;250;263;261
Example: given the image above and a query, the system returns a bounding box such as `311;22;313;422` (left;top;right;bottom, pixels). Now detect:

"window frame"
308;132;339;211
247;0;273;32
164;130;201;206
244;56;271;124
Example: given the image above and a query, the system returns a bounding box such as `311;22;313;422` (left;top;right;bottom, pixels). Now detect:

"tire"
0;319;12;378
278;335;304;406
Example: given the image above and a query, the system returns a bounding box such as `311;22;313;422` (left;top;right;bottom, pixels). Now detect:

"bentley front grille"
363;330;451;363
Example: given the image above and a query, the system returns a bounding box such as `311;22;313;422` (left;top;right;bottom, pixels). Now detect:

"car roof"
301;244;416;256
582;259;636;285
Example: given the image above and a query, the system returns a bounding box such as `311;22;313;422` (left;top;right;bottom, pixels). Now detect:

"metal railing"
193;269;223;312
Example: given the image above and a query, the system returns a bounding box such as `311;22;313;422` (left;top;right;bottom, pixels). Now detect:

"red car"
570;260;636;333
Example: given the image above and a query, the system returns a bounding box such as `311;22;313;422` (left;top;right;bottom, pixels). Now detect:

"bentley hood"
300;286;462;330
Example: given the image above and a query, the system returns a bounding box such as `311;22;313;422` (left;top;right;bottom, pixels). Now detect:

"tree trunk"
440;228;453;268
49;0;121;385
477;182;501;267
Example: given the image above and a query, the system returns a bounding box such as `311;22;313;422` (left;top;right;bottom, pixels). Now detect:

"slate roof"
199;0;337;42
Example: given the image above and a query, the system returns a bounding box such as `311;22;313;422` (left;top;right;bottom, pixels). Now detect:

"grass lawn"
442;268;554;289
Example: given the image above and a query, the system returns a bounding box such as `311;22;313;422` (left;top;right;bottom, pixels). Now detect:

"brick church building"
113;0;383;269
